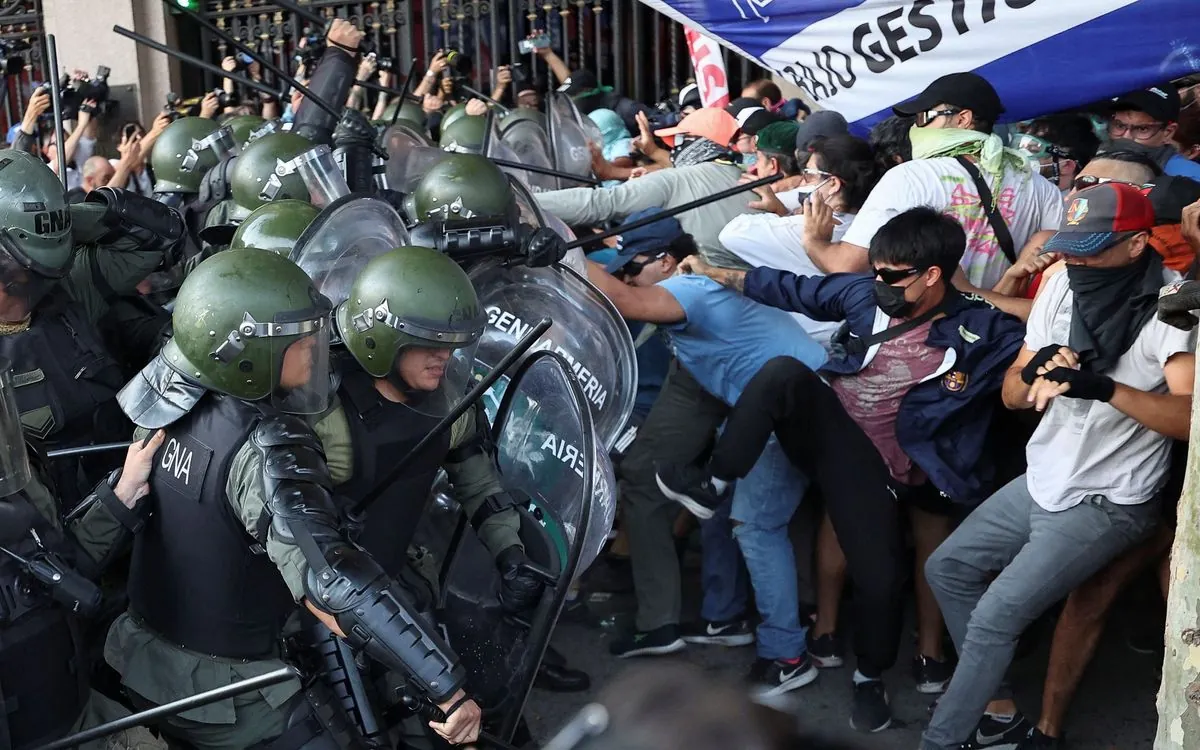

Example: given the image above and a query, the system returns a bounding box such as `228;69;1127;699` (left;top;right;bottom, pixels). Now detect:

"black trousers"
709;356;905;677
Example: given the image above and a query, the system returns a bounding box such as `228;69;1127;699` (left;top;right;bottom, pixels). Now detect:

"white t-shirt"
842;157;1064;290
718;210;854;347
1024;269;1194;512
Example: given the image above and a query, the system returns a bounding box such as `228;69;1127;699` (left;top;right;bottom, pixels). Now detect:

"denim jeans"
729;437;809;660
699;498;750;624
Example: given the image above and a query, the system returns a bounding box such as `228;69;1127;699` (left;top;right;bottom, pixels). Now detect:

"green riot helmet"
382;99;427;132
335;245;483;404
223;114;267;148
0;150;73;319
438;114;487;153
439;102;471;133
229;199;321;255
150;117;236;194
163;249;332;413
498;107;546;133
412;153;516;221
230;132;315;217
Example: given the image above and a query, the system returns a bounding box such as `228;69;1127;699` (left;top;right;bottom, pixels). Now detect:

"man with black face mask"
661;207;1025;733
918;182;1192;750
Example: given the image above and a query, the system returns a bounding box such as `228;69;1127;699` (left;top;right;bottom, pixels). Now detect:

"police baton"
155;0;342;120
397;694;524;750
389;56;422;126
489;157;601;186
563;171;784;251
45;35;67;192
350;317;552;517
32;667;300;750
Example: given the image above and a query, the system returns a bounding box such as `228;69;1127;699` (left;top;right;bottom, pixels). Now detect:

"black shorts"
893;481;961;519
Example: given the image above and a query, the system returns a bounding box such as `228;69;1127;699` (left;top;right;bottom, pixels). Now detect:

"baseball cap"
1109;84;1182;123
794;110;849;154
1041;183;1156;256
755;121;800;156
654;108;739;148
604;208;686;274
892;72;1005;122
726;97;779;136
558;69;599;96
678;83;702;110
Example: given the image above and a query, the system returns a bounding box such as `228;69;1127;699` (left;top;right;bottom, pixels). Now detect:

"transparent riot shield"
411;351;615;742
546;92;595;186
467;259;636;450
383;145;449;196
289;194;411;311
497;119;558;193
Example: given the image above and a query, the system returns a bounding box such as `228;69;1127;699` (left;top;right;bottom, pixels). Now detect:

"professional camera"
375;56;396;72
59;65;113;121
163;92;184;122
0;39;30;76
442;49;473;78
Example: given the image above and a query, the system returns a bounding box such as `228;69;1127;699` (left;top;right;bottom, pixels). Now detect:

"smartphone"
518;33;550;55
122;123;138;140
236;52;254;66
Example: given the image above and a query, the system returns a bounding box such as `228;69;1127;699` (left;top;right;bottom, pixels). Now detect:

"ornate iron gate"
0;0;47;135
199;0;766;107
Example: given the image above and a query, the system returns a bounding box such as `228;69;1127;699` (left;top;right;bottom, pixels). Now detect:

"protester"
1106;84;1200;179
795;110;849;156
1014;114;1102;194
727;97;782;166
742;79;784;112
922;183;1194;750
658;207;1026;731
868;114;914;173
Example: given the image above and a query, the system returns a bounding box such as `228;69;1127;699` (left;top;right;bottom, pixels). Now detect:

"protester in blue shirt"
588;208;828;699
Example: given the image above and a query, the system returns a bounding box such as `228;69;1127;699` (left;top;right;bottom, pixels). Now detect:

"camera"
233;51;255;71
0;39;30;76
442;49;473;78
213;88;239;108
376;56;395;72
518;33;550;55
59;65;112;121
163;92;183;123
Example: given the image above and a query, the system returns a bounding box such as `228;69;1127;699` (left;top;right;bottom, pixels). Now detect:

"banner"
639;0;1200;128
685;27;731;108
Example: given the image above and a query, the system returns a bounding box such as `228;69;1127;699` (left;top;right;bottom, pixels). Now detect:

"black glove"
497;545;544;614
1157;280;1200;331
522;226;567;268
1021;344;1069;385
1040;367;1116;402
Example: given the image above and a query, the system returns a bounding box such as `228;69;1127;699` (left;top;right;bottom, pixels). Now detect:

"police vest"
336;366;450;576
126;393;296;660
0;495;88;750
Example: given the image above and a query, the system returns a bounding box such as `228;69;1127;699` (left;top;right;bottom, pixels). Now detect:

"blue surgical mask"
742;152;758;169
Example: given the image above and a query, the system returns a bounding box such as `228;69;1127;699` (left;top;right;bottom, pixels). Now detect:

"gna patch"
156;432;214;501
942;371;969;393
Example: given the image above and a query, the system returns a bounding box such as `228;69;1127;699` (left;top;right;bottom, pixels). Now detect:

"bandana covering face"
908;125;1032;179
670;137;735;168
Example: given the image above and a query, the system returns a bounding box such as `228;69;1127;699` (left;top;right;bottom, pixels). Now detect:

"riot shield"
383;145;449;196
411;351;615;742
546;92;595;186
467;259;636;450
497;119;558;193
289;194;410;310
382;121;431;164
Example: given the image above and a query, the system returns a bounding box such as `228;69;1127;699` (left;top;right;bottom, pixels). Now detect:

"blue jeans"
730;437;809;660
700;499;749;624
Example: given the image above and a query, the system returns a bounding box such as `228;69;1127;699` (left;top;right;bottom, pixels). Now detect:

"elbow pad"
294;47;357;145
304;544;466;702
84;187;185;264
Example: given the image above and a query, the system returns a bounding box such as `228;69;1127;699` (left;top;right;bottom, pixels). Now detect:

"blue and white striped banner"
639;0;1200;128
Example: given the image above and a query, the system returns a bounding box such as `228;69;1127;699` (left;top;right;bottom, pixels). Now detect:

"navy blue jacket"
745;268;1026;506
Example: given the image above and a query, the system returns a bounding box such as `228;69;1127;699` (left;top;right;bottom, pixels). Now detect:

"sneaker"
1016;728;1065;749
806;630;845;669
912;654;954;695
850;679;892;733
747;655;819;698
962;713;1033;749
681;618;755;647
608;624;686;658
654;462;729;520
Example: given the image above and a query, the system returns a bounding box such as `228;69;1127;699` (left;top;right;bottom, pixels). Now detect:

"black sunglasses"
873;267;922;285
619;251;668;277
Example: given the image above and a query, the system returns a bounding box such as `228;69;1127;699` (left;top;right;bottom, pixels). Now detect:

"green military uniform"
107;250;467;750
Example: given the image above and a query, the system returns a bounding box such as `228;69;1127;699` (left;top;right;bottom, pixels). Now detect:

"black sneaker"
1016;728;1065;749
850;679;892;733
963;713;1033;749
681;618;755;647
806;630;845;669
747;655;818;698
654;462;729;520
912;654;954;695
608;624;686;658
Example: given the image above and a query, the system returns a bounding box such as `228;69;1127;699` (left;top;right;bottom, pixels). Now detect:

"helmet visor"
388;338;480;418
272;318;332;415
0;243;56;321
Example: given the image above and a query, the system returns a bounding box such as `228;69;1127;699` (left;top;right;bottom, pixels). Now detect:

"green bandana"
908;126;1032;178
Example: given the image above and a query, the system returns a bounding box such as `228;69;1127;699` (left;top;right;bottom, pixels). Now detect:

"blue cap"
603;208;685;274
6;125;22;145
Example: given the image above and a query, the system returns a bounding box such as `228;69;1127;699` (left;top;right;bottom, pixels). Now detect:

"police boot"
534;646;590;693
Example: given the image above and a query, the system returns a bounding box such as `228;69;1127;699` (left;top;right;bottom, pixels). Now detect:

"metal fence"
0;0;46;135
199;0;766;106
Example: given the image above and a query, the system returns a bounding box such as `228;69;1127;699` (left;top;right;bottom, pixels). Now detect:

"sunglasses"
873;267;922;285
915;107;961;127
1069;175;1147;192
619;251;668;277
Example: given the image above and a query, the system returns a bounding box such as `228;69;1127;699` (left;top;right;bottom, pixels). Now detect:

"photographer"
346;52;378;111
218;55;281;119
290;17;364;143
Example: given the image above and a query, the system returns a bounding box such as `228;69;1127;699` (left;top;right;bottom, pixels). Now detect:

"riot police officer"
229;131;317;220
0;150;180;502
229;199;320;256
438;114;488;154
107;249;482;749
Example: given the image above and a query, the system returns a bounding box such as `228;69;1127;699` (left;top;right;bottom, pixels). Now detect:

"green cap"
755;121;800;156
